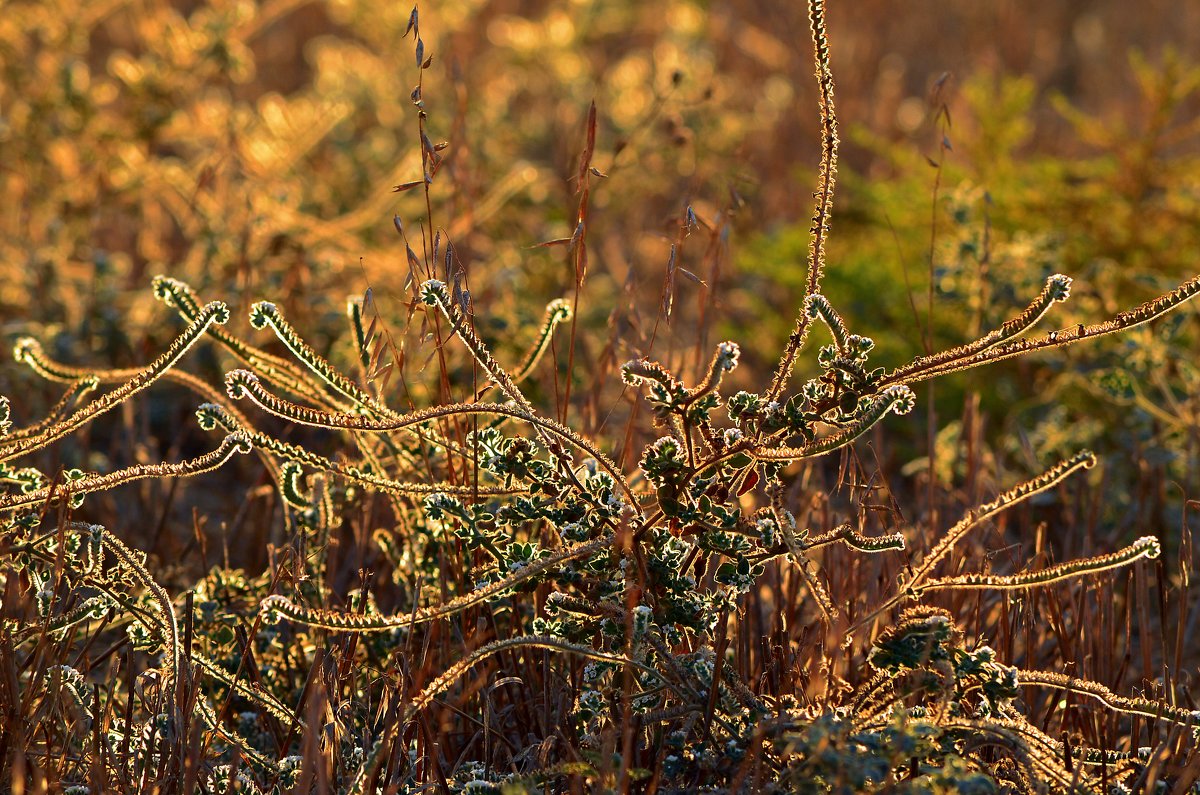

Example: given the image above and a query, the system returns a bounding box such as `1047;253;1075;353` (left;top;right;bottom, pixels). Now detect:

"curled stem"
0;433;252;512
880;273;1200;389
225;368;637;508
261;532;613;632
919;536;1160;593
1016;668;1200;729
4;301;230;461
853;451;1096;630
197;403;525;498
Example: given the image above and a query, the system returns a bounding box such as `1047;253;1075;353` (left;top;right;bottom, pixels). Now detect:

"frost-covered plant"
2;1;1199;793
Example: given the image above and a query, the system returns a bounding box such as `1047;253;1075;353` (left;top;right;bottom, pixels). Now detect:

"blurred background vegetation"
2;0;1198;550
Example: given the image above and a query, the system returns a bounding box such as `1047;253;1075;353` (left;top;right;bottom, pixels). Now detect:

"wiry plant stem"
766;0;839;402
880;273;1200;388
0;433;252;512
225;368;638;507
4;301;230;461
260;532;614;632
